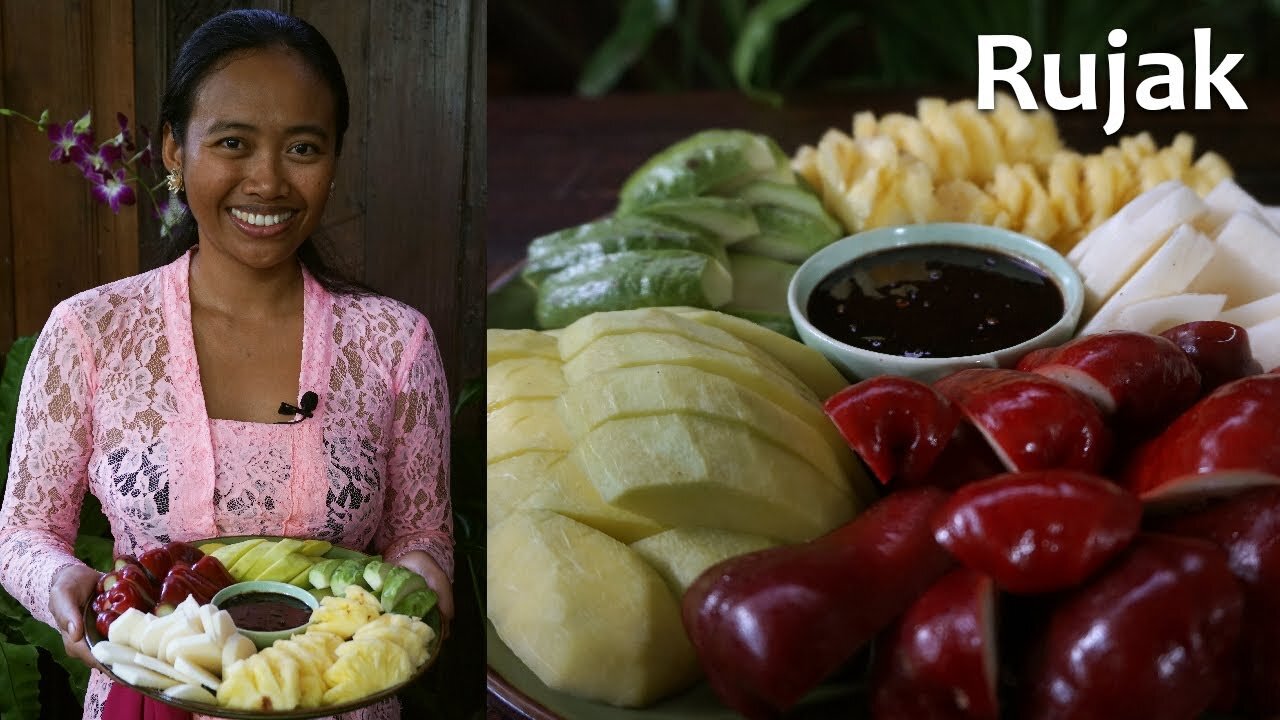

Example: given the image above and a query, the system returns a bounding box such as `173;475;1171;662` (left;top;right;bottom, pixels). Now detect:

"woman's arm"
374;314;454;618
0;302;97;629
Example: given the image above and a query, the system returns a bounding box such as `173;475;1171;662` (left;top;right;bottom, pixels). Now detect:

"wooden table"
484;85;1280;719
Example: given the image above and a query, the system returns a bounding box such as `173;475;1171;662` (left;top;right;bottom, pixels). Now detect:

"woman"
0;9;453;720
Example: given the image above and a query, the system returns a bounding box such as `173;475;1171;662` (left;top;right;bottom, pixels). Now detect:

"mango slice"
488;510;699;707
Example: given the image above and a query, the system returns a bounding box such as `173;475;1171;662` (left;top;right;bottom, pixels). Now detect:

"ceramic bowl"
211;580;319;650
787;222;1084;382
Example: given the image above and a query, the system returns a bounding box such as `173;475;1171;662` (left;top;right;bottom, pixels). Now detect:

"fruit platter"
84;536;444;719
487;92;1280;720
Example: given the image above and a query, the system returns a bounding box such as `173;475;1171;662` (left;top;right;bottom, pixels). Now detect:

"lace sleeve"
373;316;454;579
0;301;96;628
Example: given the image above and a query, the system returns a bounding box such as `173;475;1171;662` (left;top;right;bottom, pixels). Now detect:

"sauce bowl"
788;223;1084;382
211;580;320;650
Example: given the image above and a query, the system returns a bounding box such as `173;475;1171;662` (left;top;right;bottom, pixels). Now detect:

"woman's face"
163;46;337;271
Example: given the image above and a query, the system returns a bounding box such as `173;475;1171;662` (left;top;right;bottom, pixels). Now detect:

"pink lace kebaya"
0;249;452;720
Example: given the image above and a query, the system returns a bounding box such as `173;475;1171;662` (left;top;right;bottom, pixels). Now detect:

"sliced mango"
518;458;665;543
573;414;857;542
487;399;572;464
488;451;564;527
630;526;778;596
487;356;567;412
670;307;850;399
488;510;698;707
558;363;848;490
487;328;559;365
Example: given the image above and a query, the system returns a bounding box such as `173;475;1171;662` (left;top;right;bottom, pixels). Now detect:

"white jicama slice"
1082;224;1216;333
90;641;138;667
1068;180;1181;264
173;596;201;622
157;615;201;663
166;634;224;675
222;634;257;671
163;683;218;705
1200;178;1279;236
1246;316;1280;372
131;653;189;684
174;656;222;692
1077;183;1208;315
1218;292;1280;328
107;608;150;650
1110;294;1228;334
1190;212;1280;308
138;613;179;658
195;603;219;635
111;661;181;690
204;609;238;646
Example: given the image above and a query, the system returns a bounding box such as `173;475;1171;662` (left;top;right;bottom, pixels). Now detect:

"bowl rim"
211;580;319;637
787;222;1084;369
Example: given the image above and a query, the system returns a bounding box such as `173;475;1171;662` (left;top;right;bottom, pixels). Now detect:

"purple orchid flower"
108;112;136;151
46;120;91;163
136;124;153;168
71;142;124;180
89;167;137;213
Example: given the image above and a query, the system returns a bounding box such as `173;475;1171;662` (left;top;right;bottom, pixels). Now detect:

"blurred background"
487;0;1280;282
491;0;1280;98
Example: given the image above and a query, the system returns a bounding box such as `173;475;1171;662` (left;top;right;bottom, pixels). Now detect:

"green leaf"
577;0;676;96
0;641;41;720
731;0;813;105
77;492;112;540
17;613;90;702
0;335;36;485
0;585;26;622
452;377;482;418
74;533;114;573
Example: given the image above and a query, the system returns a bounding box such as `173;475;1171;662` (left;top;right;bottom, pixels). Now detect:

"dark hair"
158;9;366;294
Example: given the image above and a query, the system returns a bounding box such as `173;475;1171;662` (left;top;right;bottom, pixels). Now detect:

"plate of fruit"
486;93;1280;720
85;536;445;719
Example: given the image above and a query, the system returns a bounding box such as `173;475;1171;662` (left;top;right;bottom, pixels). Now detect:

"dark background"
490;0;1280;97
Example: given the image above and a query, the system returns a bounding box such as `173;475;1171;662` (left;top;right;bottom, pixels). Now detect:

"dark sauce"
806;244;1064;358
220;592;312;632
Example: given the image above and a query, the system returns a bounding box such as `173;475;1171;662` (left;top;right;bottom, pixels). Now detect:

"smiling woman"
0;9;454;720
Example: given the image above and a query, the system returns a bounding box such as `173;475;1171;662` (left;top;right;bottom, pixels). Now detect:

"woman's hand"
391;550;454;623
49;563;107;671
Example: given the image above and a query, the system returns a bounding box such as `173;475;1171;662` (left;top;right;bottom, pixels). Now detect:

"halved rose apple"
824;376;961;488
872;568;999;720
1155;487;1280;714
1023;534;1243;720
932;369;1111;474
1159;320;1264;394
1023;331;1201;431
932;471;1141;594
1123;374;1280;506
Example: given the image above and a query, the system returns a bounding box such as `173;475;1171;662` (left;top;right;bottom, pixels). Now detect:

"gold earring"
166;167;183;194
329;180;335;197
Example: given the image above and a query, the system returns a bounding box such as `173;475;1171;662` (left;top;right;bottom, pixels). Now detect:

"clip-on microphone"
277;391;319;424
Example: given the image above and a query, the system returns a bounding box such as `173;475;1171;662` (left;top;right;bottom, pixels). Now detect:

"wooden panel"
90;0;140;285
366;0;476;392
131;0;169;269
292;0;370;283
459;0;487;394
0;12;14;351
3;0;98;336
